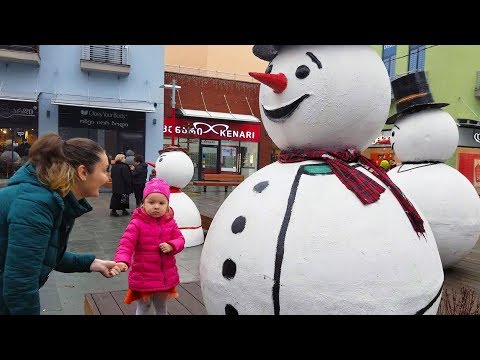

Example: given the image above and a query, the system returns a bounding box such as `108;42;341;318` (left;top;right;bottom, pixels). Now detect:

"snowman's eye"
392;131;395;137
265;64;273;74
296;65;310;79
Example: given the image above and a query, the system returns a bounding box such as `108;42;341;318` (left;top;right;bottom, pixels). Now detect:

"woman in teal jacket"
0;133;121;315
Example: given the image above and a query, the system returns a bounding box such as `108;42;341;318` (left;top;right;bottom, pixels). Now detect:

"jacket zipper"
158;219;166;288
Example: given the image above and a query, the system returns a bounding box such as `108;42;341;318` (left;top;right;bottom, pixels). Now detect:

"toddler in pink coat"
112;177;185;315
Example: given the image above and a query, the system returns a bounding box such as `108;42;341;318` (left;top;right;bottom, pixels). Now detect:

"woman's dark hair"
134;154;144;163
28;132;105;196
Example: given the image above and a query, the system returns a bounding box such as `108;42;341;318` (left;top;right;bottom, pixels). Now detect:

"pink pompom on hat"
143;177;170;201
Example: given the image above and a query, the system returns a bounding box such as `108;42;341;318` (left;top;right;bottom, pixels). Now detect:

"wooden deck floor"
436;240;480;314
85;236;480;315
443;244;480;292
84;281;207;315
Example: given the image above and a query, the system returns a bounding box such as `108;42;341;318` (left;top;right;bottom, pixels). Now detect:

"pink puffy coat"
114;207;185;292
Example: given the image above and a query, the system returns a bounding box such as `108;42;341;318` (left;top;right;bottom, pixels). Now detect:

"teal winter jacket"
0;163;95;315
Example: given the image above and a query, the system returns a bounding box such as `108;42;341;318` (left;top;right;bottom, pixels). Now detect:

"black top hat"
252;45;283;61
386;71;448;124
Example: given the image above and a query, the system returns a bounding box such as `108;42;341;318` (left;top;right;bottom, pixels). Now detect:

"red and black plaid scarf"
279;148;425;236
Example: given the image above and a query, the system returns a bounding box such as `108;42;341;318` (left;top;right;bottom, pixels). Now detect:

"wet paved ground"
38;187;230;315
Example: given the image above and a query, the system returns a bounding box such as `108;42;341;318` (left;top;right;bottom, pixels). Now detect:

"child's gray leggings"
135;295;168;315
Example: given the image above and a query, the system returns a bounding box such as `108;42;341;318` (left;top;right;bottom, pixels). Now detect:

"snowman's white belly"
200;161;444;315
389;163;480;269
170;192;204;247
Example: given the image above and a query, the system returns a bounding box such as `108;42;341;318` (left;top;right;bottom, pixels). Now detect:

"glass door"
200;145;218;179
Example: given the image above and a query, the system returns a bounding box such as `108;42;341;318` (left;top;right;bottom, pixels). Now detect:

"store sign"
58;105;145;132
0;100;38;119
164;117;260;142
458;127;480;148
474;133;480;143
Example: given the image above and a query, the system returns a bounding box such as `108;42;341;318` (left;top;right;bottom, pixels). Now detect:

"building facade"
367;45;480;190
163;46;272;181
0;45;163;178
163;71;269;181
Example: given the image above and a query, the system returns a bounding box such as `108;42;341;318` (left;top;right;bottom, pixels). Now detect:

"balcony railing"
81;45;128;65
0;45;39;53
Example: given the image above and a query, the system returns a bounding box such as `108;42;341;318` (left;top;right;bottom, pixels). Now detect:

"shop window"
0;127;36;179
59;127;145;162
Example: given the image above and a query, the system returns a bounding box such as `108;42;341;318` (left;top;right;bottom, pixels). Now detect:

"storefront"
455;121;480;194
0;99;39;178
58;105;146;160
163;110;261;180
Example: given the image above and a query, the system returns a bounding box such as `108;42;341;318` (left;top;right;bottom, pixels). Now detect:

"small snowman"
155;147;204;247
199;45;444;315
387;71;480;269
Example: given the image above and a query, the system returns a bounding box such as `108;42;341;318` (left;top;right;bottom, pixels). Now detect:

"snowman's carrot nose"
249;72;287;94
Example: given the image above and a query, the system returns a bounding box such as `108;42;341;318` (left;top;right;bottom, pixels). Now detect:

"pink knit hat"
143;178;170;201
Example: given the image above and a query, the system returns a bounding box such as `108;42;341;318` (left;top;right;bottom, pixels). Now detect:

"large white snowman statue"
155;147;204;247
199;45;444;315
387;71;480;269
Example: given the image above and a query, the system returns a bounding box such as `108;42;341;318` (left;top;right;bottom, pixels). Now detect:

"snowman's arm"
166;219;185;256
114;222;140;267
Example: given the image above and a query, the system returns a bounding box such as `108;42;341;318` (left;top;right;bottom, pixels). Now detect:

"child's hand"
159;242;173;254
116;262;128;272
109;262;128;276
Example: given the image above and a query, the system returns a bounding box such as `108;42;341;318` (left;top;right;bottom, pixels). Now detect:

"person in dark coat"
130;154;148;207
110;153;133;216
0;132;122;315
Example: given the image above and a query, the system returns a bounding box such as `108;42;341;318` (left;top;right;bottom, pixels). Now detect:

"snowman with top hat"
199;45;444;315
387;71;480;269
155;146;204;247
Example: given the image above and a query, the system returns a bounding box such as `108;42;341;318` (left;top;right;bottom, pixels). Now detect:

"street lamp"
160;80;182;146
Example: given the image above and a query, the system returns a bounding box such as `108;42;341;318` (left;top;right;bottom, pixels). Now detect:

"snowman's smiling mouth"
262;94;310;123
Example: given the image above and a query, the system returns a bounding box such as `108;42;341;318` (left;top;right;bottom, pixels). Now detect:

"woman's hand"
90;258;118;278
